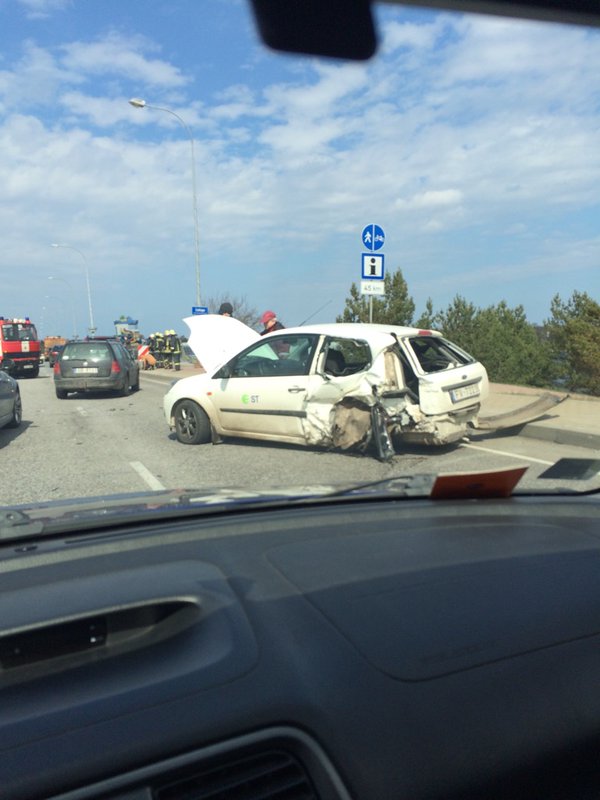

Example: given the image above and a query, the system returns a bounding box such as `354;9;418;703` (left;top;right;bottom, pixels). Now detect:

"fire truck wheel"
55;388;68;399
6;391;22;428
27;367;39;378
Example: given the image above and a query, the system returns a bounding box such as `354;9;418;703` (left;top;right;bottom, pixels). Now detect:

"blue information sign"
191;306;209;315
361;224;385;251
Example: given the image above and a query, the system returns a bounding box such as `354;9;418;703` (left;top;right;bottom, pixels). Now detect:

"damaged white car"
164;315;559;460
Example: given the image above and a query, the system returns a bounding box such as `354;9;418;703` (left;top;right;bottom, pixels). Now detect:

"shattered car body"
164;316;522;457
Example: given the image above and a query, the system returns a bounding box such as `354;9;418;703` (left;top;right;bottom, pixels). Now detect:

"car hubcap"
179;407;195;437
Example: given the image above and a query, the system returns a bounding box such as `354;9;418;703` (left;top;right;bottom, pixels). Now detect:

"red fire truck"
0;317;41;377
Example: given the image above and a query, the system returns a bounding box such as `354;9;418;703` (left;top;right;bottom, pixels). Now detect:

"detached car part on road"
164;316;561;459
54;339;140;399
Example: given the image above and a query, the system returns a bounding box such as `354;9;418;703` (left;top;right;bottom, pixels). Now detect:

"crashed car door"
212;334;320;440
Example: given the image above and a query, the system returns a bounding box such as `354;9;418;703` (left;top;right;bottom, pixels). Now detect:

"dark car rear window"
62;343;112;361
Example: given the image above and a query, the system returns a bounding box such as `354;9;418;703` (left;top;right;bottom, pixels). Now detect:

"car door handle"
288;386;305;393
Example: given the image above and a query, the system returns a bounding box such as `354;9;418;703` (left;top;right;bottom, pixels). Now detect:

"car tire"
119;379;131;397
174;400;212;445
132;371;140;391
55;388;68;399
6;391;22;428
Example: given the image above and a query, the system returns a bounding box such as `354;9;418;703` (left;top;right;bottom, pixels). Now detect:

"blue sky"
1;0;599;336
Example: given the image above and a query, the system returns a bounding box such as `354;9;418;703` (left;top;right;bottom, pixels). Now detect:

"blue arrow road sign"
362;224;385;251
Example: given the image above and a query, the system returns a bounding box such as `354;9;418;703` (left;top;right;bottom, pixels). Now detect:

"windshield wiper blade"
321;474;436;499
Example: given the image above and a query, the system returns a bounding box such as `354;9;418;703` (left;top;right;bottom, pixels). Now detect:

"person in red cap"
260;310;284;336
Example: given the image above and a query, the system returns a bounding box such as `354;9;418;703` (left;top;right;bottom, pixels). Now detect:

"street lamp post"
51;244;96;335
129;97;201;307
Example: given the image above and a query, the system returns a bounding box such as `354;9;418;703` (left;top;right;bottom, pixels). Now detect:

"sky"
1;0;599;337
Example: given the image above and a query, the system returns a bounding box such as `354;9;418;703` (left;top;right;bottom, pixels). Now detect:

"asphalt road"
2;364;598;506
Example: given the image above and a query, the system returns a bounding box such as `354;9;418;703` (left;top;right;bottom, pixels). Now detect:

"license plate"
73;367;98;374
450;383;479;402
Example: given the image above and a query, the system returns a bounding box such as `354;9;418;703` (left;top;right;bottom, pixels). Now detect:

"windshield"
1;323;38;342
1;0;599;519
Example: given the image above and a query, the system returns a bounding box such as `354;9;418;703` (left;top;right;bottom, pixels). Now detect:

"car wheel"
119;379;131;397
133;371;140;391
55;388;68;399
174;400;212;444
6;391;22;428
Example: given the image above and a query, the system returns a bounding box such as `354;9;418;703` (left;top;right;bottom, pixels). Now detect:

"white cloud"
0;40;81;109
60;32;189;88
17;0;70;20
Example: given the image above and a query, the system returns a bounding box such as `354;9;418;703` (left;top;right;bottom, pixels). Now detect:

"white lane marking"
76;406;87;417
461;442;554;466
130;461;166;491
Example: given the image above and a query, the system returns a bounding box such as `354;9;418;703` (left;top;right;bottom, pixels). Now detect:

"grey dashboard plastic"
1;498;600;799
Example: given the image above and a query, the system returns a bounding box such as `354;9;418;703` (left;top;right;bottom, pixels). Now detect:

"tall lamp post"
51;244;96;335
129;98;201;307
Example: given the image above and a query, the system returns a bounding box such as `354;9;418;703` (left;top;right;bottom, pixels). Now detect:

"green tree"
430;295;480;353
545;291;600;395
337;269;415;325
431;296;551;386
415;298;435;329
473;302;552;386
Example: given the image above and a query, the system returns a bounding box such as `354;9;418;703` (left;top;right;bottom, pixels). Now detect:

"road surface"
1;365;597;506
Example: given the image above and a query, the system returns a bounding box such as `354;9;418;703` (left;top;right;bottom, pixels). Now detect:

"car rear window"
61;343;112;361
408;336;476;373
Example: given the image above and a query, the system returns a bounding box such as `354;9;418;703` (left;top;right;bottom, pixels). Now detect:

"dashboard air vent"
154;749;319;799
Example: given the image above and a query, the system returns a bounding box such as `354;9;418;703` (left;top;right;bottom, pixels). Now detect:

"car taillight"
53;362;60;374
111;360;121;373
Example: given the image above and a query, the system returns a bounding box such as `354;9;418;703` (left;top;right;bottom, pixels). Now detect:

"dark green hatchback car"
53;339;140;399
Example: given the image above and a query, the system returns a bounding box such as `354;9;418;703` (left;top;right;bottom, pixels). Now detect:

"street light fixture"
129;97;201;306
51;244;96;335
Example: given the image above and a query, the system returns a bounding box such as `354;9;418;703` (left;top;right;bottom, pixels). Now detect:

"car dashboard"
2;494;600;799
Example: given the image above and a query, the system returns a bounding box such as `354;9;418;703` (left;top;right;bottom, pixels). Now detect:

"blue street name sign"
361;224;385;251
192;306;209;315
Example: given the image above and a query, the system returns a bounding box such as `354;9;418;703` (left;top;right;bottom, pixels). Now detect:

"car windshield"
1;0;600;517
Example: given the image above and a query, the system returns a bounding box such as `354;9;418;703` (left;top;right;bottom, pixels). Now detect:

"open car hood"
184;315;261;375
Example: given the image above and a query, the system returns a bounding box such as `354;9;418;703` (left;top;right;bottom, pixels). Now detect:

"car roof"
265;323;443;340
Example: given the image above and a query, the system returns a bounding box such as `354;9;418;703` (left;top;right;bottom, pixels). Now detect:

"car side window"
321;337;371;376
228;334;319;378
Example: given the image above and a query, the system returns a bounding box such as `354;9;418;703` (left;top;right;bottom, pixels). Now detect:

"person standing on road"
260;310;284;335
154;331;166;369
168;330;182;371
218;302;233;317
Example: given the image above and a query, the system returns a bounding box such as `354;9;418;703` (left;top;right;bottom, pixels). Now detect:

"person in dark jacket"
260;310;284;335
218;302;233;316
